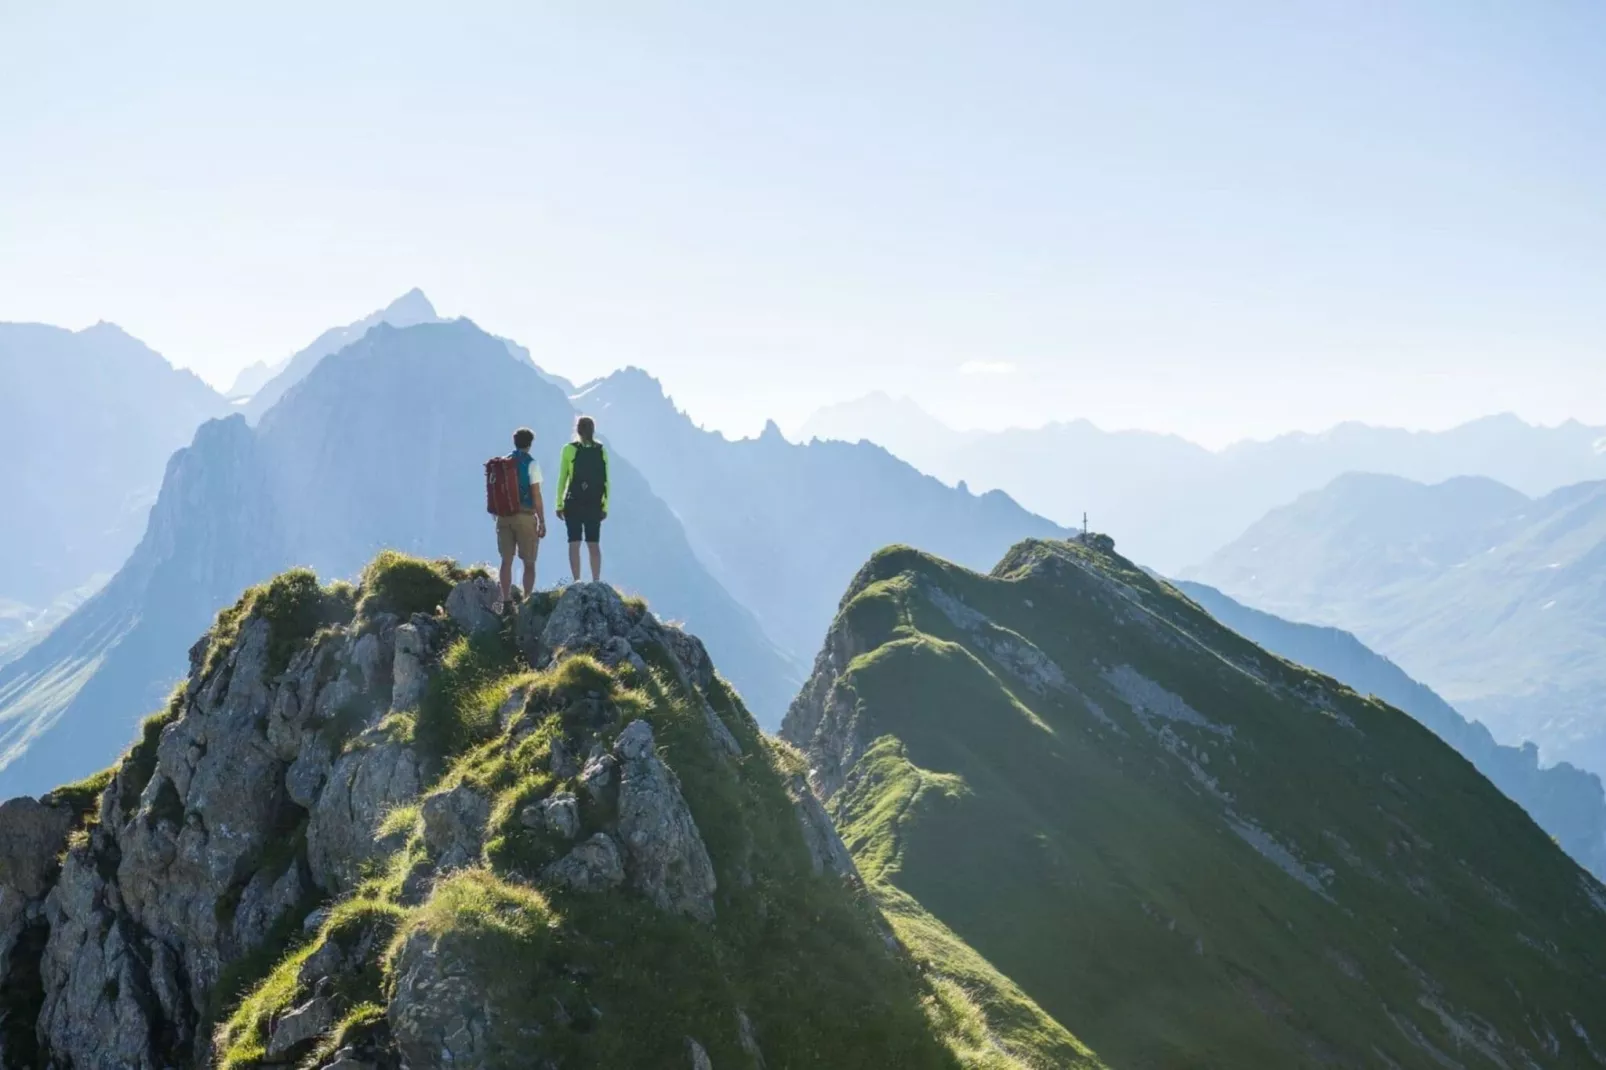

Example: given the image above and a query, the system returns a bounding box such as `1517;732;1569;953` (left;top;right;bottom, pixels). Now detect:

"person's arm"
556;444;574;515
530;460;547;536
600;444;610;516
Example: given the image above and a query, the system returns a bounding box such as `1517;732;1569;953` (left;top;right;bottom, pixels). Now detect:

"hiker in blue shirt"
496;426;546;610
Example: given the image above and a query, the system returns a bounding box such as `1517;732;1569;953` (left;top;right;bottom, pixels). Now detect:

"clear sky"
3;2;1604;446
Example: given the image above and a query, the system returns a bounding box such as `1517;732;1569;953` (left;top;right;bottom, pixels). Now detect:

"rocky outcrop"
0;573;860;1069
10;576;455;1070
613;720;719;923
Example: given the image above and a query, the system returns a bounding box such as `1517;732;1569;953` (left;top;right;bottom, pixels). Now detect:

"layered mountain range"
1186;472;1606;778
0;322;227;618
801;393;1606;572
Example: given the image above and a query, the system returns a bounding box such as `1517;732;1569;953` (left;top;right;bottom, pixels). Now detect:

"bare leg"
588;542;602;583
522;555;536;597
568;542;582;582
498;555;514;605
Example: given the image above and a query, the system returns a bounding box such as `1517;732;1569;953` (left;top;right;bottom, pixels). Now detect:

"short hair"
575;416;596;443
513;427;535;450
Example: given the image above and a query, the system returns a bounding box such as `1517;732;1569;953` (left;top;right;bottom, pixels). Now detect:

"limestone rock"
391;621;431;713
514;594;550;666
389;930;493;1070
231;862;309;953
737;1007;767;1068
422;784;491;873
0;796;74;901
540;582;634;660
580;750;617;803
543;832;626;893
308;729;424;893
613;721;717;923
787;775;860;881
268;991;337;1058
446;575;502;636
521;791;580;840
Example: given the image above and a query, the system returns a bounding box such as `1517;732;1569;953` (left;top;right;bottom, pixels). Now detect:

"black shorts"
564;508;603;544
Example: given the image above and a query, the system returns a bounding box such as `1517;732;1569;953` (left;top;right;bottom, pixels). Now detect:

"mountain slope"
784;537;1606;1069
798;395;1606;571
1177;579;1606;880
1186;473;1606;776
0;563;1093;1069
0;320;797;798
577;369;1069;662
240;288;441;418
0;321;227;609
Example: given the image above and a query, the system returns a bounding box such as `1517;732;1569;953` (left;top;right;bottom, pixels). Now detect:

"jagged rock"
786;774;860;880
308;728;424;893
549;737;579;779
515;595;550;666
613;721;718;923
446;575;502;635
521;791;580;840
737;1008;767;1068
287;732;337;809
268;991;337;1058
422;785;491;873
0;796;74;902
232;861;309;952
540;582;633;660
498;683;531;731
391;621;430;713
322;1053;378;1070
389;931;493;1069
687;1036;715;1070
579;750;617;802
660;626;715;692
701;698;743;758
543;833;626;893
351;614;398;693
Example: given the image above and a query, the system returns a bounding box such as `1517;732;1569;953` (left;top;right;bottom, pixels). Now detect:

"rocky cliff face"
0;554;1038;1070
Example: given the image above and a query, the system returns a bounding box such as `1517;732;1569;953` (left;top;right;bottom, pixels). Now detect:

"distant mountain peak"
382;287;437;324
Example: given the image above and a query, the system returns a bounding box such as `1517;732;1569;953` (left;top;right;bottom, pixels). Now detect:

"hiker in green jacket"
556;415;609;583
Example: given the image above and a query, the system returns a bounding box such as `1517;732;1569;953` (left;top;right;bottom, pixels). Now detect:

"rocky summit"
783;537;1606;1070
0;552;1082;1070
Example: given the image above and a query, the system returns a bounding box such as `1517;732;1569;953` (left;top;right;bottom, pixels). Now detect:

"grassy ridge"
805;539;1606;1069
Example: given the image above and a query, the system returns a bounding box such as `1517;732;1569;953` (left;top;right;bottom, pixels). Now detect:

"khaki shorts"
496;512;540;561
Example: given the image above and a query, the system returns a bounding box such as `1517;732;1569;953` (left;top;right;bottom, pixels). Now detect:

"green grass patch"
203;569;356;681
43;764;116;823
355;551;471;621
414;631;521;765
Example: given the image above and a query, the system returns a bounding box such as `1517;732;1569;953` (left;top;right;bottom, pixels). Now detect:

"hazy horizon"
5;3;1603;446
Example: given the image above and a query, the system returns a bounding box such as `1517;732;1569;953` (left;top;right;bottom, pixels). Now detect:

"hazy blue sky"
3;2;1603;445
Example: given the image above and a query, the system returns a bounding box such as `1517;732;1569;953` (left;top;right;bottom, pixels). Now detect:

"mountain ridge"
783;535;1606;1068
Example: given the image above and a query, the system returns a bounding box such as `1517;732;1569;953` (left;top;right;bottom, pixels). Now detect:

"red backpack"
485;456;523;517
